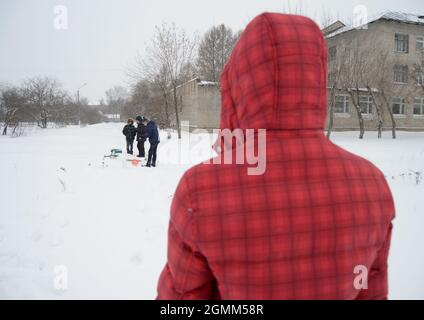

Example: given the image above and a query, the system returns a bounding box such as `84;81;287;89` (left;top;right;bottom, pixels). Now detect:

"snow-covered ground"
0;123;423;299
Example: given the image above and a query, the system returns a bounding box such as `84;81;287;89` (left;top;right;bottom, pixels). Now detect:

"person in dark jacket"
135;116;146;158
142;117;160;167
122;118;137;154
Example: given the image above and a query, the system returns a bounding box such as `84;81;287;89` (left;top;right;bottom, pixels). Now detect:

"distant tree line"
1;22;241;137
0;77;103;136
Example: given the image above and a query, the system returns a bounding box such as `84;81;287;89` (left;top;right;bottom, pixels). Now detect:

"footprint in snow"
30;231;43;242
40;212;50;219
38;260;46;271
129;252;144;266
48;235;64;248
58;217;69;228
0;251;17;263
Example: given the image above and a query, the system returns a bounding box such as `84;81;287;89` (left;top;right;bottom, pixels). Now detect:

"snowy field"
0;123;423;299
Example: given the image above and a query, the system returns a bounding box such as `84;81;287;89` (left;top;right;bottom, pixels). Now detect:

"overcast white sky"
0;0;422;103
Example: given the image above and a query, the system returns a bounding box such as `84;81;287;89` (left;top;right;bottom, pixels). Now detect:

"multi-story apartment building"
176;12;424;132
325;12;424;131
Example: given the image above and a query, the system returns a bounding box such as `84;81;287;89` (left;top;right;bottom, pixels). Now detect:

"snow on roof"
326;87;379;92
380;11;424;24
325;11;424;38
176;77;217;89
198;80;217;86
322;21;346;37
351;87;379;92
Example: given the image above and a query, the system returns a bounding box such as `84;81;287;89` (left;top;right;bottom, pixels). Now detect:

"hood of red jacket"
218;13;327;135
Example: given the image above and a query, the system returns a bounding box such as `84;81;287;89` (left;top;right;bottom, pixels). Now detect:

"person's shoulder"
328;141;394;217
180;156;223;191
326;139;386;180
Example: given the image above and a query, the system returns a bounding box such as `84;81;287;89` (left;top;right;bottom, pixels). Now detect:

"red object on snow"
157;13;395;299
131;159;141;166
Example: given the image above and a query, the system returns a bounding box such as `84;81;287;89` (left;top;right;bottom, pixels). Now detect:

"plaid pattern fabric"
157;13;395;300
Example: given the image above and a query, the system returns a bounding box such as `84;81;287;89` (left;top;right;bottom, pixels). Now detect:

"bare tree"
128;79;169;128
0;86;25;135
139;23;197;139
2;77;99;129
326;40;348;138
197;24;239;83
282;0;307;16
320;9;339;138
105;85;129;115
328;28;399;139
356;33;397;139
152;66;172;127
326;73;347;139
128;57;173;127
319;6;341;29
360;47;384;138
372;50;397;139
336;41;366;139
366;86;384;138
413;51;424;93
22;77;67;128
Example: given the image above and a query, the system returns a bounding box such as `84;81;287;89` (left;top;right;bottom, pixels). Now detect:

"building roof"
176;77;217;89
198;80;217;86
325;11;424;38
322;20;346;37
381;11;424;24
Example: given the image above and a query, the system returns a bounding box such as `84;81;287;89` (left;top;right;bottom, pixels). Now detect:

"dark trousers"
126;138;134;154
147;142;159;166
137;140;145;157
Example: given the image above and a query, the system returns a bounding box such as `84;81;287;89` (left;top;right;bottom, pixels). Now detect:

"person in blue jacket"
142;117;160;167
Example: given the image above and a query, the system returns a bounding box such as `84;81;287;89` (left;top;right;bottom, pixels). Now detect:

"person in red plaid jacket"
157;13;395;300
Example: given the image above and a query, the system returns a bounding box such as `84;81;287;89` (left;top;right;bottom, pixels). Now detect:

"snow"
325;11;424;38
380;11;424;24
175;77;217;90
198;81;217;86
0;123;423;299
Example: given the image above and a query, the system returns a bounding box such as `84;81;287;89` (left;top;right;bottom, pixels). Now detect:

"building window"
359;95;373;114
393;65;409;84
392;97;406;115
417;36;424;52
329;46;337;62
334;95;349;113
395;33;409;53
417;71;424;86
414;97;424;115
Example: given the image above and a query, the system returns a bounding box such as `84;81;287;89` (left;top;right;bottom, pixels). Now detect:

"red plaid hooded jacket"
157;13;395;300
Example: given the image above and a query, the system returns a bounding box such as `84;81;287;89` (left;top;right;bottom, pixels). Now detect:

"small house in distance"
175;77;221;131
